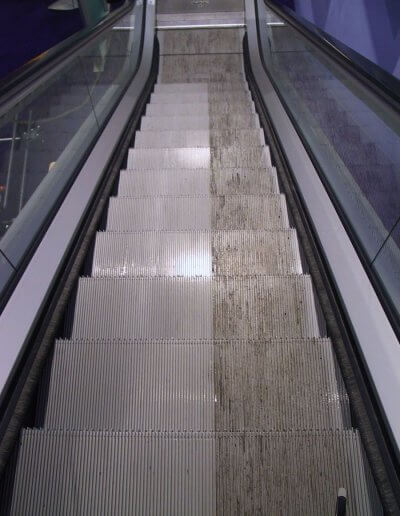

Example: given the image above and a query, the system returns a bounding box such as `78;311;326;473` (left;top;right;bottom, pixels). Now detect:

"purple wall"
274;0;400;79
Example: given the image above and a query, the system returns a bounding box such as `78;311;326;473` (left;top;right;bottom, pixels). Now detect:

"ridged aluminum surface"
9;430;216;516
159;54;244;82
127;147;211;169
154;81;249;93
134;128;264;149
118;169;211;196
159;28;243;54
42;338;349;431
118;167;278;196
67;276;319;340
140;114;211;131
150;91;251;104
140;113;260;131
8;430;381;516
215;430;382;516
91;230;302;277
106;195;289;231
146;101;254;117
42;340;215;430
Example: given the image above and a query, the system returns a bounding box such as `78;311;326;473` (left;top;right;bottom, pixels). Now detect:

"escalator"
0;1;399;514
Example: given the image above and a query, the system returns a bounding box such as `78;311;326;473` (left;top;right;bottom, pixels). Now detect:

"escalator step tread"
127;146;271;169
145;101;255;117
66;275;320;340
41;338;350;431
106;194;289;231
118;167;279;196
134;128;265;149
8;429;381;516
154;81;250;93
91;229;302;277
140;112;260;130
150;91;251;103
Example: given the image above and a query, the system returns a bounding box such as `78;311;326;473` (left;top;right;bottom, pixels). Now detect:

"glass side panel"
257;0;400;322
373;220;400;315
0;1;142;269
258;1;400;261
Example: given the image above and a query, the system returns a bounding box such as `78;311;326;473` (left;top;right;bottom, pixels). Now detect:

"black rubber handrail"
264;0;400;113
0;0;135;112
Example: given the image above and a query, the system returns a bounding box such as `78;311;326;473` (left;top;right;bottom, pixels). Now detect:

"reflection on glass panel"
0;1;141;268
82;10;140;125
258;2;400;261
0;58;98;241
372;220;400;316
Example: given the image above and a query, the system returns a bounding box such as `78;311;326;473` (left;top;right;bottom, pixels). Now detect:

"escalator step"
145;101;255;117
106;195;289;231
127;146;271;169
150;91;251;104
159;27;243;55
140;112;260;131
118;167;278;196
91;230;302;277
134;128;265;149
154;81;250;93
7;429;381;515
159;54;244;81
118;168;211;196
66;275;320;340
40;338;350;431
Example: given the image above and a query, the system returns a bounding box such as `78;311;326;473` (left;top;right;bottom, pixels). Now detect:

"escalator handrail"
0;0;136;116
264;0;400;113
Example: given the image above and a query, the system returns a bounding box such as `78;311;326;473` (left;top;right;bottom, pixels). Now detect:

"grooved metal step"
159;28;243;54
66;275;320;340
118;167;278;196
159;54;244;81
127;146;271;169
154;81;249;93
127;147;210;169
40;338;350;431
134;128;265;149
140;113;260;131
91;230;302;277
106;195;289;231
145;101;255;117
7;430;381;515
150;91;251;104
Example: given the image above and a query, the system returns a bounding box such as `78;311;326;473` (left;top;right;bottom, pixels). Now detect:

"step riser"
66;276;320;340
42;339;349;431
106;195;289;231
91;231;302;277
